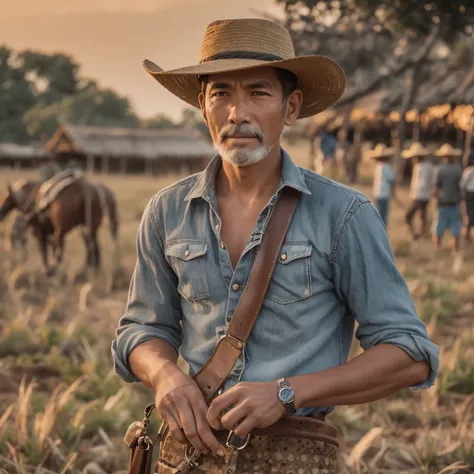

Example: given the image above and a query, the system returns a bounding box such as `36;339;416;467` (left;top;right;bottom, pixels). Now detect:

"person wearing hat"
402;142;434;239
432;143;463;253
460;150;474;242
112;18;438;472
369;144;400;226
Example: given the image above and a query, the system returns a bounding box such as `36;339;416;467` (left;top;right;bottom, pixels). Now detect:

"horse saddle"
35;169;84;214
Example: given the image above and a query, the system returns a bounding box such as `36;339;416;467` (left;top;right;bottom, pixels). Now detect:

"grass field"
0;140;473;473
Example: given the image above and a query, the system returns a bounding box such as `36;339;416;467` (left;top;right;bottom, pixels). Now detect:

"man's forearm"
291;344;430;408
128;339;180;388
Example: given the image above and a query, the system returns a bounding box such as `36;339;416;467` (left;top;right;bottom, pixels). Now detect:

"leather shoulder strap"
194;187;300;401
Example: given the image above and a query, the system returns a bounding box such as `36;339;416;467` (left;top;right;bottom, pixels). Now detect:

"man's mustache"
219;124;264;144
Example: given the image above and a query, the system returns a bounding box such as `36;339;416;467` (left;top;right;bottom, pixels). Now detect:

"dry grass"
0;139;473;473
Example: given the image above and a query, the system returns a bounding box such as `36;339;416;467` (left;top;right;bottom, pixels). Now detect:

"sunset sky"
1;0;281;120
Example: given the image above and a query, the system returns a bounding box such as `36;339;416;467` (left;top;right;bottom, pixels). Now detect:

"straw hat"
143;18;346;119
367;143;396;160
401;142;431;159
433;143;463;158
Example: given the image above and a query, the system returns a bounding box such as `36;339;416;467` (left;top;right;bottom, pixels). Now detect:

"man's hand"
207;382;286;438
153;363;223;456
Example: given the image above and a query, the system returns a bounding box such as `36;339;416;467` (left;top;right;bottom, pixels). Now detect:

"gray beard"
213;142;274;167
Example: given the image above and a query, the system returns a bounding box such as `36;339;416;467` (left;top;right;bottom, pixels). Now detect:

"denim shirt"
112;149;439;416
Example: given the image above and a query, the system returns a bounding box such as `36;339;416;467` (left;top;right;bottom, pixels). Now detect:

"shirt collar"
184;147;311;201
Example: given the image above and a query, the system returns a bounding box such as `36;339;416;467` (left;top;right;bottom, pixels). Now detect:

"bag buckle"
184;446;202;467
226;431;251;450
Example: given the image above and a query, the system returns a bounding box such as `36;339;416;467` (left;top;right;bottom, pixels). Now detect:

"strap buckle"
226;431;251;450
219;333;244;350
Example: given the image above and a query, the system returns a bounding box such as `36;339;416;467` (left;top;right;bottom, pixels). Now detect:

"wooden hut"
44;124;215;175
0;143;51;169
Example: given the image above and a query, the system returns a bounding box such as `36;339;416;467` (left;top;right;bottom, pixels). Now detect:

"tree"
276;1;474;176
278;1;473;106
24;86;139;142
0;46;36;143
0;45;142;143
141;113;176;129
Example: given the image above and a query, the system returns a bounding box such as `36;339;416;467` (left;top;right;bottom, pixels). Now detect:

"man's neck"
216;146;282;204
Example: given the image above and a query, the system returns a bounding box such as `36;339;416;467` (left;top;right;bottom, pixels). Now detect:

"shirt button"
281;253;287;261
184;249;190;257
220;242;225;249
232;283;239;291
215;224;220;231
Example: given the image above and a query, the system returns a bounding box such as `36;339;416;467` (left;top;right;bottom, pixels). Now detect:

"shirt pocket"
165;240;209;302
266;243;312;305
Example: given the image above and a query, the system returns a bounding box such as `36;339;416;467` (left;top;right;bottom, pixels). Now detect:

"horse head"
0;180;39;221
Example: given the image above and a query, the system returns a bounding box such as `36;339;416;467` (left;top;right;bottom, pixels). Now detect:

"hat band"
200;50;284;63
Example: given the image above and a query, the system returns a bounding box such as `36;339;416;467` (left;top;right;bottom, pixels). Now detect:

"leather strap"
194;186;300;401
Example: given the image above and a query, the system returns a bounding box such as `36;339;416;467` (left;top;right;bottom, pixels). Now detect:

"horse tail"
105;188;119;241
95;183;119;241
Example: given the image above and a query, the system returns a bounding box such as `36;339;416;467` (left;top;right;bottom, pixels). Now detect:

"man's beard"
213;124;274;167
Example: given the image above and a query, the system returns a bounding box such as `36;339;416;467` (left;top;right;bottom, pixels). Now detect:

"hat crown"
200;18;295;64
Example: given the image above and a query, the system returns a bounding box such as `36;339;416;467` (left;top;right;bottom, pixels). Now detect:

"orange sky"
1;0;281;119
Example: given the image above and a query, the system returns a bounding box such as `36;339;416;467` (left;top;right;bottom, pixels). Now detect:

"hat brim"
401;150;431;159
143;56;346;119
368;151;395;159
434;151;463;157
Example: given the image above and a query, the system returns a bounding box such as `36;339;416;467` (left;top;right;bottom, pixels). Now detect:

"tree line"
0;45;207;144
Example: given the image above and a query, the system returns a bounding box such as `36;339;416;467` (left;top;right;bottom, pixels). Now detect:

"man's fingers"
220;402;249;432
192;402;224;456
207;388;240;429
233;416;255;438
177;401;208;453
161;408;187;445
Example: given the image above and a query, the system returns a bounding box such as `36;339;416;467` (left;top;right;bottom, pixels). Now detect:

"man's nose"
228;96;251;125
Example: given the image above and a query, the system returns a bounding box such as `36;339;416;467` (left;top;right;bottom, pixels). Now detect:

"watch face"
279;387;294;403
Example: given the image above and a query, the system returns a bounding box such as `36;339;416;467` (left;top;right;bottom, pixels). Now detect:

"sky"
1;0;281;120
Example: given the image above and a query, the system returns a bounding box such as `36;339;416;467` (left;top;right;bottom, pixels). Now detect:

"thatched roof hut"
44;124;215;175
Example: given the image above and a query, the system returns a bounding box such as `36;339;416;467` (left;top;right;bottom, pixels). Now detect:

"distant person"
319;126;338;178
369;144;400;226
402;142;434;240
432;144;463;254
460;150;474;242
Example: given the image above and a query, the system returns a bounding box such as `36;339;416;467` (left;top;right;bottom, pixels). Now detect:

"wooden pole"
120;156;127;174
145;157;153;176
101;154;109;174
87;154;94;174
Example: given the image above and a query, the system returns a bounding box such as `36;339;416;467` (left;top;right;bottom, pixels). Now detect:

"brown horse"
0;178;119;275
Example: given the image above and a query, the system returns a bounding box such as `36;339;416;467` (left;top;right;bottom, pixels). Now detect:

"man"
460;150;474;242
432;143;463;253
402;142;434;239
369;144;400;226
112;18;439;472
318;125;339;178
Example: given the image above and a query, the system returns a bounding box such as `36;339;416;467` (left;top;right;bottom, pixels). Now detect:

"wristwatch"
277;377;296;416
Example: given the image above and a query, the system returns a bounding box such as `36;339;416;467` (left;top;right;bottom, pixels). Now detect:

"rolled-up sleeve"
111;196;182;382
333;201;439;390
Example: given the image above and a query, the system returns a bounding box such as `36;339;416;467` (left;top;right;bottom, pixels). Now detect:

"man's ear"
198;92;208;126
284;89;303;127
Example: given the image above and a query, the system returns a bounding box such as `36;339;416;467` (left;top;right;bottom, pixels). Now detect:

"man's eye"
252;91;269;96
210;91;227;97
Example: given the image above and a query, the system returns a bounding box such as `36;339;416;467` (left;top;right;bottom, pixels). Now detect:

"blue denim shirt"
112;149;439;416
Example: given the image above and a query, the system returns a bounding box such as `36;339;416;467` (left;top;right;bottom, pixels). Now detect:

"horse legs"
81;231;94;268
36;233;52;275
53;230;65;266
90;232;101;269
